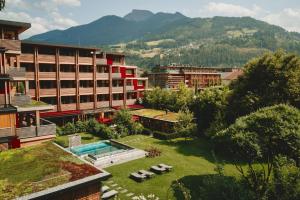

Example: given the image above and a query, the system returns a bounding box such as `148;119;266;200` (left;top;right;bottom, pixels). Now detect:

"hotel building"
0;20;148;149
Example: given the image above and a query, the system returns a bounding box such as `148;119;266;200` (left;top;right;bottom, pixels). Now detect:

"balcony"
112;73;121;79
96;73;109;79
38;55;56;63
97;101;109;108
60;56;75;64
17;119;56;139
26;72;35;80
40;88;57;97
78;57;93;64
7;67;26;80
112;87;123;93
60;72;76;80
39;72;56;80
97;87;109;94
29;89;35;97
61;103;77;111
80;102;94;110
61;88;76;96
112;100;124;107
126;86;135;91
79;87;93;94
20;54;34;63
79;73;93;80
0;39;21;52
126;99;136;105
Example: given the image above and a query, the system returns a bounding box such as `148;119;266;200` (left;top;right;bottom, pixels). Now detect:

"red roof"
40;110;82;118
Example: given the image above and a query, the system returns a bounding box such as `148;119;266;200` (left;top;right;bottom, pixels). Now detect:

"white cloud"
263;8;300;32
201;2;263;17
52;0;81;7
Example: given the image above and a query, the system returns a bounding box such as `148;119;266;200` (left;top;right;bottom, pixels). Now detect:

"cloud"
201;2;263;17
52;0;81;7
263;8;300;32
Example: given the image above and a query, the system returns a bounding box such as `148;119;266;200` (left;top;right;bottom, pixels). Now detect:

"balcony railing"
79;73;93;79
60;72;76;80
97;101;109;108
96;58;107;65
79;87;93;94
61;103;77;111
97;87;109;94
59;56;75;64
126;99;136;105
126;86;134;91
96;73;109;79
80;102;94;110
112;73;121;79
7;67;26;79
112;100;124;107
20;54;34;63
26;72;35;79
39;72;56;80
40;89;57;96
17;119;56;139
112;87;123;93
78;57;93;64
0;39;21;51
61;88;76;95
38;55;56;63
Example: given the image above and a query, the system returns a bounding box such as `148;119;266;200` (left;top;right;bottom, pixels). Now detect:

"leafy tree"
75;120;87;133
175;109;196;140
215;104;300;198
174;82;194;110
62;122;76;135
192;86;230;137
226;50;300;123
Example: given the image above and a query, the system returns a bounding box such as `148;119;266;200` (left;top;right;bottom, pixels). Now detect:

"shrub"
153;131;180;140
131;122;144;135
56;126;63;136
145;147;162;158
62;122;76;135
86;118;98;134
75;120;87;133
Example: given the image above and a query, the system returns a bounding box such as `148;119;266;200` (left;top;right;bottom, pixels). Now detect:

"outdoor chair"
138;169;155;178
130;172;147;182
150;165;166;174
158;163;173;171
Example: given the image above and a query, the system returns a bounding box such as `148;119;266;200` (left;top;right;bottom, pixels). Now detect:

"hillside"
28;10;300;69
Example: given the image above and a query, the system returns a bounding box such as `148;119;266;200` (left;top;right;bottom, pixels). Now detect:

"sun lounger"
150;165;166;174
101;185;110;193
102;189;118;199
159;163;173;171
138;170;154;178
130;172;147;182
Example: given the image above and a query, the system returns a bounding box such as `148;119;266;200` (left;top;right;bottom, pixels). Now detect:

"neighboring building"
221;68;244;85
148;65;222;90
0;19;148;149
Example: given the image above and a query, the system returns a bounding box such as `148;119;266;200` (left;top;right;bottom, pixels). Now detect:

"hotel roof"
0;19;31;33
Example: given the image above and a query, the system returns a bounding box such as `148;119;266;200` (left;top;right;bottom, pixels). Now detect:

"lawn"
130;108;179;122
104;135;240;199
54;132;102;148
0;142;101;199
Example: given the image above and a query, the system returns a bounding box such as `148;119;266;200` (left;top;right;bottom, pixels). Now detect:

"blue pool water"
70;141;124;156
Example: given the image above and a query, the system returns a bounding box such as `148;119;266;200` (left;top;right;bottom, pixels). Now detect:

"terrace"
0;142;110;199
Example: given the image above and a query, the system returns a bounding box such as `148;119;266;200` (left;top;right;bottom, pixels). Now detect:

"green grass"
54;132;102;148
0;142;86;199
104;135;240;199
130;109;179;122
20;100;49;107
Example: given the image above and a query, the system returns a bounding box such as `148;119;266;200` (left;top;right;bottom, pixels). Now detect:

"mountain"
28;10;300;68
124;9;154;22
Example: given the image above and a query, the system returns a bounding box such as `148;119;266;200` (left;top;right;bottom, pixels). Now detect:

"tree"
174;82;194;111
226;50;300;123
214;104;300;199
113;109;143;136
191;86;230;137
0;0;5;11
175;109;196;140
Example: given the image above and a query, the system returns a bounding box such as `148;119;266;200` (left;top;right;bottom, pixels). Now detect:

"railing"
59;56;75;64
7;67;26;78
38;55;56;63
26;72;35;79
60;72;76;80
126;86;134;91
96;87;109;94
126;99;136;105
78;57;93;64
96;58;107;65
40;89;57;96
39;72;56;80
20;54;34;63
112;73;121;79
112;87;123;93
79;73;93;79
0;39;21;51
60;88;76;95
112;100;124;107
61;103;76;111
11;94;31;106
96;73;109;79
0;127;14;137
97;101;109;108
79;87;93;94
80;102;94;110
17;126;36;139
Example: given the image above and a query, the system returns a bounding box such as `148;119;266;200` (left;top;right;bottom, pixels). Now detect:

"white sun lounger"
130;172;147;182
139;170;155;178
159;163;173;171
150;165;166;174
102;190;118;199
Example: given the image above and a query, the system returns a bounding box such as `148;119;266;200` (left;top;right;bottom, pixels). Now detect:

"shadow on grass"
172;174;253;200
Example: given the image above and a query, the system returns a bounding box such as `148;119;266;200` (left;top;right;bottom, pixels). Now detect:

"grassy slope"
104;135;240;199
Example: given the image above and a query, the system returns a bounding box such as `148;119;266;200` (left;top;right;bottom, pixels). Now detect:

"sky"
1;0;300;38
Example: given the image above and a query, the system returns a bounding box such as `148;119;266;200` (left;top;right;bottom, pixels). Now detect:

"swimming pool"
70;141;127;156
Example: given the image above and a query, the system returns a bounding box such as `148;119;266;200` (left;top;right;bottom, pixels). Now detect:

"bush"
56;126;63;136
62;122;76;135
153;131;180;140
75;120;87;133
131;122;144;135
86;118;99;134
142;128;152;135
